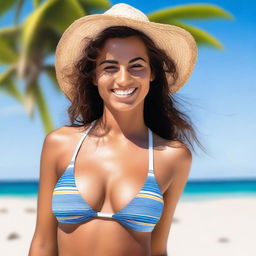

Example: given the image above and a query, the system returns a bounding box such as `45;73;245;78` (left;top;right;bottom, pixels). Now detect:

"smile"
111;88;138;98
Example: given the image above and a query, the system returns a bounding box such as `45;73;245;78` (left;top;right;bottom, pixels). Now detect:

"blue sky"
0;0;255;180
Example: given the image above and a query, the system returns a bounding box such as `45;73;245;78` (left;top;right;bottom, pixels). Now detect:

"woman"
29;3;203;256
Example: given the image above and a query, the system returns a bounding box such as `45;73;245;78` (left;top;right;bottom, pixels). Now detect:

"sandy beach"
0;196;255;256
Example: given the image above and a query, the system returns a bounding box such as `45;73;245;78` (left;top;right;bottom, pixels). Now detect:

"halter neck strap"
71;120;154;172
71;120;97;162
148;128;154;171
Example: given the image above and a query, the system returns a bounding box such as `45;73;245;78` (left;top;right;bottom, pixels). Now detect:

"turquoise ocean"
0;179;255;201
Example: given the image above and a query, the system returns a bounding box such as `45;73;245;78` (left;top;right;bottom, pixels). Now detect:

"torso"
52;122;181;256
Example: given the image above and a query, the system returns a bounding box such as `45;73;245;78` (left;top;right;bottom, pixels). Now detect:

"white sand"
0;196;255;256
0;197;37;256
168;195;256;256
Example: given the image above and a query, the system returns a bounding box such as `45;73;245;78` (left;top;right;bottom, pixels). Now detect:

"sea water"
0;179;256;201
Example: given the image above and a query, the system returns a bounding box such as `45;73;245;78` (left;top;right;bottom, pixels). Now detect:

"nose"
115;66;134;87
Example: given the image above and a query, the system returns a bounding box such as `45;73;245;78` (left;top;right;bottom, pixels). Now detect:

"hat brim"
55;14;198;101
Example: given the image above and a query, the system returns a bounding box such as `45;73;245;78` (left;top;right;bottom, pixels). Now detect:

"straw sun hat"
55;3;198;101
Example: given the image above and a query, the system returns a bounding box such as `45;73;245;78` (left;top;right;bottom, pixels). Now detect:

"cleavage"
73;140;149;214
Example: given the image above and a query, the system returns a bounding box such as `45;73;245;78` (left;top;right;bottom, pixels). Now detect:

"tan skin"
28;36;192;256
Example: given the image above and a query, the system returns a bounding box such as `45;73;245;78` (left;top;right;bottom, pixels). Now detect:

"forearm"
28;237;58;256
28;246;58;256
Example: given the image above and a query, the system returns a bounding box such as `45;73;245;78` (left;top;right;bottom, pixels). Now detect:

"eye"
131;64;143;68
104;66;117;70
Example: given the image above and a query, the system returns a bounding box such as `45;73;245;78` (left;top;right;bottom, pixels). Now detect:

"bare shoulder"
154;133;192;164
45;125;83;143
163;138;192;188
41;126;83;172
44;125;84;151
153;133;192;189
165;138;192;173
166;139;192;162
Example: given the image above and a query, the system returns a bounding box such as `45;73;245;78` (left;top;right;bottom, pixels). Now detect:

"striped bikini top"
52;120;164;232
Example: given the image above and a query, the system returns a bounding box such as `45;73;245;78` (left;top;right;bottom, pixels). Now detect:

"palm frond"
0;0;17;17
18;0;86;78
33;0;44;9
43;65;60;92
3;79;24;103
148;4;234;22
78;0;111;13
34;83;54;133
0;26;21;64
0;38;19;64
0;67;24;102
170;20;224;49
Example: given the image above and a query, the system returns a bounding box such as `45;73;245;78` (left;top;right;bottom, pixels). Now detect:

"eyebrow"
99;57;146;66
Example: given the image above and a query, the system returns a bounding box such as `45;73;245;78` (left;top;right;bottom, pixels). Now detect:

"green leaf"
22;0;85;48
0;0;17;17
78;0;111;12
0;38;19;64
0;26;20;64
148;4;234;22
0;68;24;102
42;0;86;32
169;20;224;49
0;25;21;37
0;67;15;85
38;28;60;56
34;83;54;133
33;0;44;9
2;79;24;103
19;0;86;77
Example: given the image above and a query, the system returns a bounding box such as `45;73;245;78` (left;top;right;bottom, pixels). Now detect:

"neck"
94;104;148;141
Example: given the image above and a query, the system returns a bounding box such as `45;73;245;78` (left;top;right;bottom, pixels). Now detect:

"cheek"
97;72;114;86
132;69;151;80
96;76;113;99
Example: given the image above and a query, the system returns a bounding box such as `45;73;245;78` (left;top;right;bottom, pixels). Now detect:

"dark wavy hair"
63;25;205;154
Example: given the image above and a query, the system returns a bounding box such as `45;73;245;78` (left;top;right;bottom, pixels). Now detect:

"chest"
55;136;172;214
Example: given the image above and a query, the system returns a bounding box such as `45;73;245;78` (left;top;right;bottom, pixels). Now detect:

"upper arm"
29;130;63;255
151;144;192;256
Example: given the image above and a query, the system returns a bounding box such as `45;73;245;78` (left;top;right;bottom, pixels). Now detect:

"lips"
111;87;137;93
111;87;138;98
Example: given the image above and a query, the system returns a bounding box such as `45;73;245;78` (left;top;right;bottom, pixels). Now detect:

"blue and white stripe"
52;120;164;232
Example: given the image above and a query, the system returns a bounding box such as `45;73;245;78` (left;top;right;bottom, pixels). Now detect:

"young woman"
29;3;203;256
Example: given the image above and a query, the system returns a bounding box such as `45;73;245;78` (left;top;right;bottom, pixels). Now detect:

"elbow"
28;246;58;256
28;237;58;256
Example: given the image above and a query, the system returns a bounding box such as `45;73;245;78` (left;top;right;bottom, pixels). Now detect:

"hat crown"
103;3;149;22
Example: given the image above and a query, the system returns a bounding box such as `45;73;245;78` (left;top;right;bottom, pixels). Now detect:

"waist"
57;219;151;256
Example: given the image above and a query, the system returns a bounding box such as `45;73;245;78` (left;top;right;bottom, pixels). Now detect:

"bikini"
52;120;164;232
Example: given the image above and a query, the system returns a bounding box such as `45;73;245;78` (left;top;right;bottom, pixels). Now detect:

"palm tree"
0;0;233;134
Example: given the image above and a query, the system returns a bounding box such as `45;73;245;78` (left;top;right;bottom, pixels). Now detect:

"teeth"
112;88;136;95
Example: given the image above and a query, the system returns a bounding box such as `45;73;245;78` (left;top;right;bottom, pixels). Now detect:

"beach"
0;195;255;256
168;195;256;256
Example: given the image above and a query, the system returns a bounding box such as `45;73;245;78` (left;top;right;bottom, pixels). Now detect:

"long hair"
62;25;205;153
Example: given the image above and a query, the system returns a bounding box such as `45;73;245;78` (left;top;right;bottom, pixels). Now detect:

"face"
93;36;154;111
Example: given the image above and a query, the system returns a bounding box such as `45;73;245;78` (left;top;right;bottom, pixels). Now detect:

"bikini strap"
71;120;97;162
148;128;154;171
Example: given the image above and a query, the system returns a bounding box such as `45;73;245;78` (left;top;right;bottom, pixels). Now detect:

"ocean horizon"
0;178;255;201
